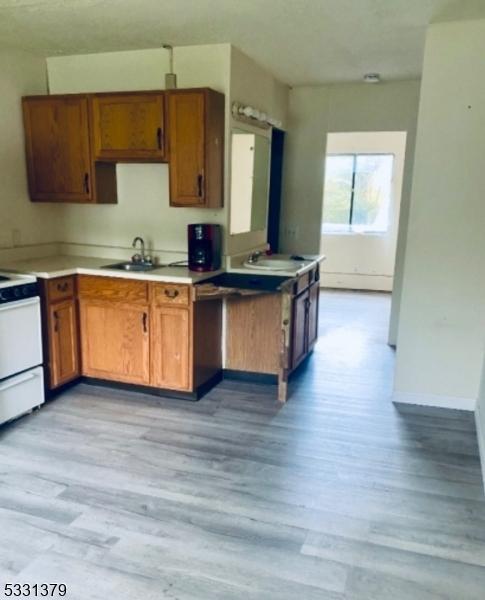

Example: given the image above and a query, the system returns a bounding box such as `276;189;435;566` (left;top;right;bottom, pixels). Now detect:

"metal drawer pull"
56;282;69;292
164;289;179;299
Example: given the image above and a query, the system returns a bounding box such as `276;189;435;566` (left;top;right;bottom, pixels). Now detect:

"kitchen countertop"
0;254;325;285
228;254;325;277
0;255;223;284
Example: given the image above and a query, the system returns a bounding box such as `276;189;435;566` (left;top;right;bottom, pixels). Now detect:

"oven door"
0;297;43;380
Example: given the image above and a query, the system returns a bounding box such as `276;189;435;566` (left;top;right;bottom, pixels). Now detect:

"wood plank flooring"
1;289;484;599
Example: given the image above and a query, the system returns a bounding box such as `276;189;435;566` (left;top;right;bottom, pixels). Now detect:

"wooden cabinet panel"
307;283;319;351
291;291;309;370
80;301;150;385
168;89;224;208
48;299;80;388
226;294;282;375
78;275;148;304
91;93;166;161
151;306;191;390
23;96;92;202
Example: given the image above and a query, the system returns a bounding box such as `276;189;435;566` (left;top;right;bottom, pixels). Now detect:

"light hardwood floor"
1;290;484;599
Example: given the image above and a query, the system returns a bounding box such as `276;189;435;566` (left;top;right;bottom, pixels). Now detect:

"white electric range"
0;271;44;425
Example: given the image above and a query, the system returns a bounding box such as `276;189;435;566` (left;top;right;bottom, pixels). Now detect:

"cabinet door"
91;94;166;161
23;96;92;202
151;306;191;391
168;91;206;206
80;301;150;385
48;299;80;388
291;291;309;370
307;283;320;351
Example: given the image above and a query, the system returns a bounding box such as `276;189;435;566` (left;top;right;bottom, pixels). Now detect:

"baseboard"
321;272;393;292
475;404;485;495
223;369;278;385
392;391;476;411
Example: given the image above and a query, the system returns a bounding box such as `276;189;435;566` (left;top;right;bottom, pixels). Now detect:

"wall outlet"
12;229;21;247
0;231;12;248
283;225;299;240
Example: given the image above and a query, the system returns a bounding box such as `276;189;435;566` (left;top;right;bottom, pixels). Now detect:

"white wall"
477;348;485;493
46;44;289;262
0;51;59;261
394;19;485;410
281;81;420;340
226;46;289;256
47;45;230;261
321;131;407;291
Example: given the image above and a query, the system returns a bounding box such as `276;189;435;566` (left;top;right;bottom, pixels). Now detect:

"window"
322;153;394;233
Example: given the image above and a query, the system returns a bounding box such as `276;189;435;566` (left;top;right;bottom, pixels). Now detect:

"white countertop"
228;254;325;278
0;255;223;284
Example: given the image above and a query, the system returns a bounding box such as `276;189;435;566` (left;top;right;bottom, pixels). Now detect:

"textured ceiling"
0;0;484;85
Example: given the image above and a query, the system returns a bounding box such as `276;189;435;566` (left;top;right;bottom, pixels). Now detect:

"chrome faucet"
132;237;151;264
247;250;262;264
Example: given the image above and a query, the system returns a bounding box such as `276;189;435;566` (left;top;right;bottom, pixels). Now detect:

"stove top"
0;271;36;289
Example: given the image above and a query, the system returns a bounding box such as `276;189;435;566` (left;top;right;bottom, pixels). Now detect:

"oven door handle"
0;297;39;312
0;371;37;392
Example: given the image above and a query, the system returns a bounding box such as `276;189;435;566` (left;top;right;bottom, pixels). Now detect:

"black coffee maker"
188;224;222;272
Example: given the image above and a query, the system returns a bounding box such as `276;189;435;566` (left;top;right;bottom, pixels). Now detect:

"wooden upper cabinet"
90;93;166;161
23;95;93;202
167;89;224;208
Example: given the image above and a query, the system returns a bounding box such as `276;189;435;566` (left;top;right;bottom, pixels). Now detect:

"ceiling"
0;0;484;85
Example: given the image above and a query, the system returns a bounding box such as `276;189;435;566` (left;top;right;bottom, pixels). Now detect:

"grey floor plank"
1;289;484;599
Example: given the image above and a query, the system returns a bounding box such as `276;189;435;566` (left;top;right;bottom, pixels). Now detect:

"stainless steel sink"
102;262;161;272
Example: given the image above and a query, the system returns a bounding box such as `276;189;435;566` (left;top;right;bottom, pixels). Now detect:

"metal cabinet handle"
164;289;179;299
53;310;59;333
57;282;69;292
84;173;90;194
197;174;204;198
142;312;148;333
156;127;163;150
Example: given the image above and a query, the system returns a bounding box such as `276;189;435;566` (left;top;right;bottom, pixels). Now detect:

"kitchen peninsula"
1;253;324;403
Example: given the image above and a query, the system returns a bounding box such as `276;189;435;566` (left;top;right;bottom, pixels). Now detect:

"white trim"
475;403;485;495
392;391;476;411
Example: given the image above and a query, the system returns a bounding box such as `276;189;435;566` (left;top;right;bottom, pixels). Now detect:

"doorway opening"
320;131;407;293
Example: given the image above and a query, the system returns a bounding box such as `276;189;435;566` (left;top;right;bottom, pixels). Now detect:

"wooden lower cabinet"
150;306;191;391
75;277;221;394
307;282;320;350
47;299;80;388
41;277;80;390
79;301;150;385
291;290;309;370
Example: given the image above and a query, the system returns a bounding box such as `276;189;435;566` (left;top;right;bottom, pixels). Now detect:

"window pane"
352;155;393;232
322;155;353;227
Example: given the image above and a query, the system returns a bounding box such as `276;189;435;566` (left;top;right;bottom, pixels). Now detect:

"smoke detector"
364;73;381;84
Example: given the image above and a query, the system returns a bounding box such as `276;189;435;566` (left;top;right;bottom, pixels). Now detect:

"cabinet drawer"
150;283;190;307
46;276;76;302
78;275;148;303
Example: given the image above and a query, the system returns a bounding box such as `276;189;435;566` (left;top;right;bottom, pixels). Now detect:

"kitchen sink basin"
243;258;303;271
102;262;160;272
